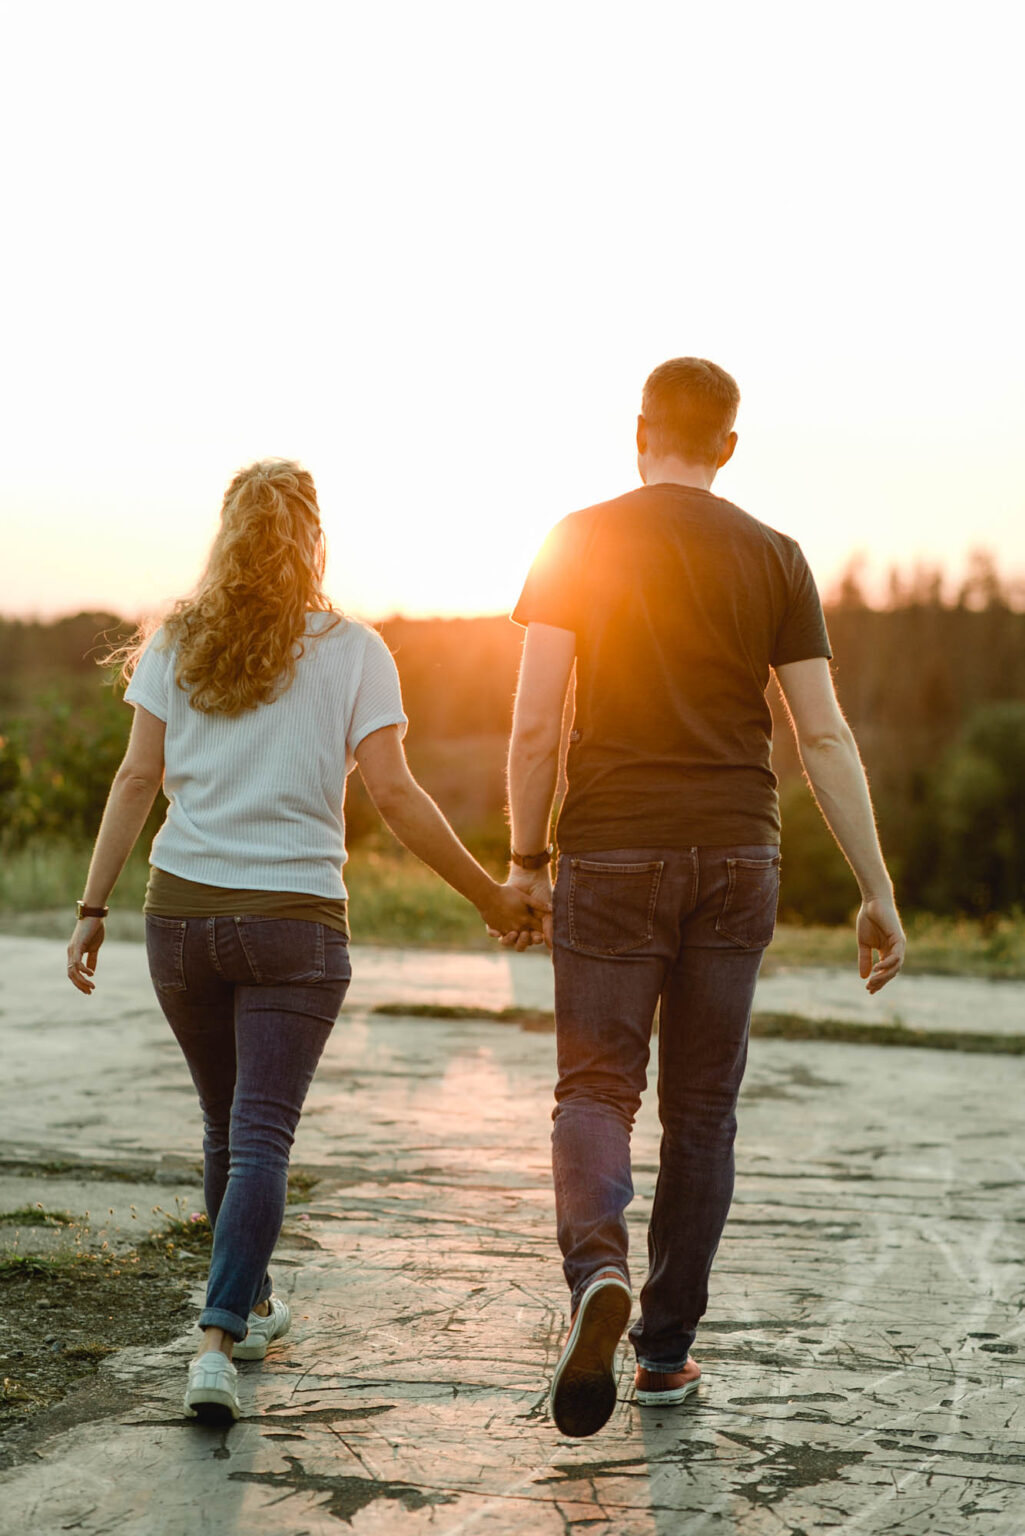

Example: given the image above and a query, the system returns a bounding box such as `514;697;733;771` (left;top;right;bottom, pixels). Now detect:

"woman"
65;459;542;1425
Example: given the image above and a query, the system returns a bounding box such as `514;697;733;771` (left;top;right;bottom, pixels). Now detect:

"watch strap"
510;846;553;871
76;901;110;920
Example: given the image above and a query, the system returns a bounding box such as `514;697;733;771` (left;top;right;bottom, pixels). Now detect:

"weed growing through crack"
0;1206;76;1229
286;1169;320;1205
139;1199;212;1260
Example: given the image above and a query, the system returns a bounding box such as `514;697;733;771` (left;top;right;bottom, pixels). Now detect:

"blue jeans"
145;915;351;1340
551;845;779;1372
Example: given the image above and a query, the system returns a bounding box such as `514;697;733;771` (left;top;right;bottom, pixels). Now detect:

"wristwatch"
510;845;554;870
76;900;110;920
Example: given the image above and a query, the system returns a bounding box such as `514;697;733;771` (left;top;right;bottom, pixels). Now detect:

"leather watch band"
510;846;554;871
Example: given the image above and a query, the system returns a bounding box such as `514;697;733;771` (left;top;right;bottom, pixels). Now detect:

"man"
504;357;905;1439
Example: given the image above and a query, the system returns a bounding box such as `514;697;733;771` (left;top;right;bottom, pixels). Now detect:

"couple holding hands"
66;357;905;1437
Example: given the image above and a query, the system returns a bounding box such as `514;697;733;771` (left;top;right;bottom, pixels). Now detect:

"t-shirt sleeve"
771;545;833;667
511;514;586;632
123;629;174;721
347;627;408;755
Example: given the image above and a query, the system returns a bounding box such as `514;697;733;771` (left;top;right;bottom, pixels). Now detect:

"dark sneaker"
635;1357;702;1405
550;1271;632;1437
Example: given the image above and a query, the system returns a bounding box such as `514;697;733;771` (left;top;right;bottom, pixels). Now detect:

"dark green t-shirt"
511;483;832;850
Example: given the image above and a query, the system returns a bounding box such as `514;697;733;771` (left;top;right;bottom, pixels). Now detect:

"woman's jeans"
551;845;779;1372
145;915;350;1341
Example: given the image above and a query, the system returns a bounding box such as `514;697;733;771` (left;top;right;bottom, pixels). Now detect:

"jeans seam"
205;917;226;978
234;918;263;982
686;847;699;914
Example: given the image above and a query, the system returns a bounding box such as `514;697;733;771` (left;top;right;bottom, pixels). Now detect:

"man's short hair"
641;357;740;465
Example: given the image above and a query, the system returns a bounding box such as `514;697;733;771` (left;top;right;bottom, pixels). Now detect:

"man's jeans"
551;845;779;1372
145;915;350;1340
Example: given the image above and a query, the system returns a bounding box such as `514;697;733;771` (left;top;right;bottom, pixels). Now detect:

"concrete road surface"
1;935;1023;1535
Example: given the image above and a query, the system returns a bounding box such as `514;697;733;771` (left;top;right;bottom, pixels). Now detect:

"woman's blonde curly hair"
115;459;340;715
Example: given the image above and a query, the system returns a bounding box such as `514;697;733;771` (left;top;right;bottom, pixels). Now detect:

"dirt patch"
0;1161;325;1464
0;1238;208;1465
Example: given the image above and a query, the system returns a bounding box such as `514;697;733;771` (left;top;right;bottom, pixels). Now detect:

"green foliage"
346;844;503;948
0;679;166;863
776;782;857;924
0;840;153;913
0;688;129;847
5;601;1025;920
926;703;1025;913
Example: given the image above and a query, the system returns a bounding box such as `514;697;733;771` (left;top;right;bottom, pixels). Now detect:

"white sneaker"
184;1351;240;1423
233;1295;292;1360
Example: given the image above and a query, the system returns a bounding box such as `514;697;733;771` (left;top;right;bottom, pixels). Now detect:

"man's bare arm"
508;623;576;854
505;623;576;947
774;656;905;992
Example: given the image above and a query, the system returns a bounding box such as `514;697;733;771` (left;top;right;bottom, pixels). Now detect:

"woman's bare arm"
355;725;546;938
67;704;165;993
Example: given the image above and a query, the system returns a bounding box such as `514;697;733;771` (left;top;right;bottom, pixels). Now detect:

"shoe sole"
636;1377;701;1406
233;1311;291;1361
184;1388;240;1425
550;1278;632;1438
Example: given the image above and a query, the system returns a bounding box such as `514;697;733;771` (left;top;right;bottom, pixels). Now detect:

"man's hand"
490;866;554;952
857;897;905;993
67;917;105;995
479;873;549;948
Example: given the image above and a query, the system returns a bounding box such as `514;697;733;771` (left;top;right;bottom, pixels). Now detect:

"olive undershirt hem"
144;867;349;938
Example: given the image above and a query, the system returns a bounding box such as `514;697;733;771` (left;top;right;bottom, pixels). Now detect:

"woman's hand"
487;868;554;952
67;917;106;995
480;876;549;950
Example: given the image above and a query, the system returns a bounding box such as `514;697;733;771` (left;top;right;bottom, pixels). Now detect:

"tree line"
1;584;1023;920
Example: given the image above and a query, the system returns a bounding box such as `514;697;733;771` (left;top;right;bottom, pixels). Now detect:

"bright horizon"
2;2;1022;624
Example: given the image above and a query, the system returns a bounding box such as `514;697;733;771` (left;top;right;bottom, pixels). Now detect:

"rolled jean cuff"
198;1306;248;1341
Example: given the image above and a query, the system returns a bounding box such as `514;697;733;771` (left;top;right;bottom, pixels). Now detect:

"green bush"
928;703;1025;912
777;781;857;924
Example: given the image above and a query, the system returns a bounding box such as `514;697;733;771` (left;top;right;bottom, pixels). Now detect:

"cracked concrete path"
1;936;1024;1534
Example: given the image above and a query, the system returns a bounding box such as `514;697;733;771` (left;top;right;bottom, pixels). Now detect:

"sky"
1;1;1022;621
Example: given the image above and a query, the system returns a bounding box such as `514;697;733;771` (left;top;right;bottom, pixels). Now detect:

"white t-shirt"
124;613;407;900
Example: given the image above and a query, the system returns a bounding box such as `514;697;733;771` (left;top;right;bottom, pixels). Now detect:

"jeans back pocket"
235;918;329;985
145;916;188;993
715;855;781;949
567;859;664;957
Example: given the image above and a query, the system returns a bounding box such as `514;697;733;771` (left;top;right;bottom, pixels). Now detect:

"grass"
137;1202;212;1255
371;1001;1025;1055
286;1168;320;1205
2;839;1024;978
765;911;1025;979
0;1219;215;1435
61;1342;118;1363
0;1207;75;1229
344;845;508;947
0;1254;72;1280
0;840;152;915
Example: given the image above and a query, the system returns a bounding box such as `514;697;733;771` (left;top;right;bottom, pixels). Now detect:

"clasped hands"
483;866;553;952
